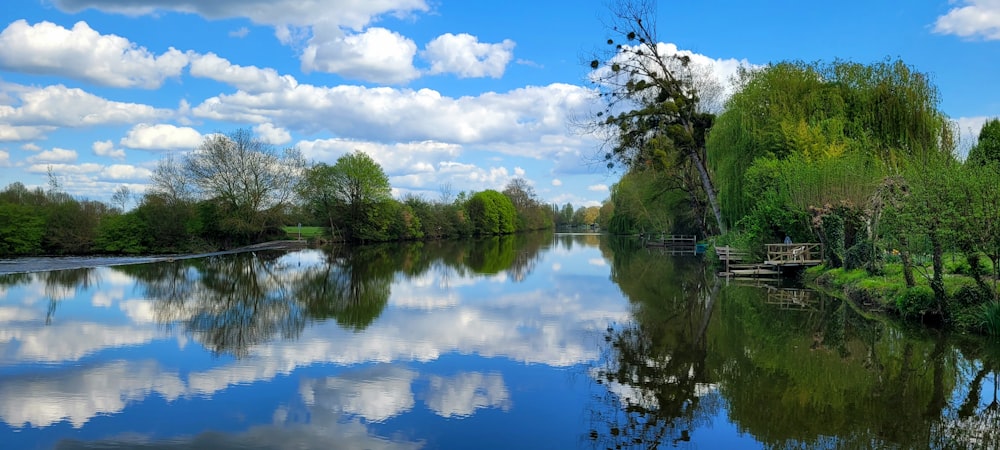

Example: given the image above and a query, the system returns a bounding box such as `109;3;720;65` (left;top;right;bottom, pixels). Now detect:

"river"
0;232;998;449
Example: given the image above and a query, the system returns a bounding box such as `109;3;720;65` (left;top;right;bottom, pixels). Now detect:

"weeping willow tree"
707;59;954;230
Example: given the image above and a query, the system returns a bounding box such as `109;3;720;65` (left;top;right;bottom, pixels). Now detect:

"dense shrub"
895;286;935;319
466;190;516;236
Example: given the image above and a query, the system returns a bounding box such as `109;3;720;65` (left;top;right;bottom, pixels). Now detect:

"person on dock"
783;235;792;245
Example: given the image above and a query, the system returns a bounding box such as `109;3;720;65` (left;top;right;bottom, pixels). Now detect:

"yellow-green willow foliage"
707;58;953;227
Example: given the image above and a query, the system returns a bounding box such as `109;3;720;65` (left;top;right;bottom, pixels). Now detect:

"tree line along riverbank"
586;1;1000;337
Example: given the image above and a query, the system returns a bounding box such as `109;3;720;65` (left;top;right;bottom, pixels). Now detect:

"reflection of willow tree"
293;245;395;331
589;240;720;448
712;286;958;448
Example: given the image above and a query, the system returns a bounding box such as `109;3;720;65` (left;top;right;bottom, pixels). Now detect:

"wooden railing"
765;243;823;265
715;246;748;262
646;235;697;254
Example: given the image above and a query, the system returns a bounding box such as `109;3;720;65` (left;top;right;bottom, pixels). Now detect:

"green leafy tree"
95;212;147;254
298;151;393;242
466;190;516;235
0;203;45;255
967;118;1000;166
42;199;106;254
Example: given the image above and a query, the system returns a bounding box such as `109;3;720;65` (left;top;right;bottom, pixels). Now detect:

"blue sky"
0;0;998;207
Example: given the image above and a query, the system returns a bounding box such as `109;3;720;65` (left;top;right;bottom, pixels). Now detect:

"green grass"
283;226;324;239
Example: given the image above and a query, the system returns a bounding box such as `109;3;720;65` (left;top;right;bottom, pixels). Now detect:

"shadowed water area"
1;233;999;449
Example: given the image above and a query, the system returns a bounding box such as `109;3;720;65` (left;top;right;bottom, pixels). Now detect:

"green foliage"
952;285;992;309
845;237;880;272
896;286;936;319
0;203;45;255
298;151;393;243
43;199;104;254
466;190;516;236
977;301;1000;336
607;213;636;235
606;170;701;236
386;201;423;241
821;212;845;268
708;59;952;229
96;213;147;254
966;118;1000;166
502;177;554;231
137;195;202;252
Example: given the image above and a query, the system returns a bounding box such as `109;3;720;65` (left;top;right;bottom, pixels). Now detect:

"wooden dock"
717;243;823;278
645;234;698;255
716;246;775;277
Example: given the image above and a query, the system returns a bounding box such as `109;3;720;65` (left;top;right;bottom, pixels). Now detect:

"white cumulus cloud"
100;164;153;180
423;33;515;78
254;123;292;145
50;0;431;84
26;147;77;164
587;184;608;192
189;52;298;93
0;20;188;88
0;124;50;142
120;123;203;151
302;27;420;84
934;0;1000;40
191;82;599;147
92;140;126;159
0;83;168;128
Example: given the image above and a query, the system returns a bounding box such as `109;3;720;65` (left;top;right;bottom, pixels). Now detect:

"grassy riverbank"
804;257;1000;335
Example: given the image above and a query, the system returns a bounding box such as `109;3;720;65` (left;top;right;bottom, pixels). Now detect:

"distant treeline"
0;134;595;256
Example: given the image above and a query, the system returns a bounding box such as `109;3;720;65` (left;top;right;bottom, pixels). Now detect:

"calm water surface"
1;233;999;449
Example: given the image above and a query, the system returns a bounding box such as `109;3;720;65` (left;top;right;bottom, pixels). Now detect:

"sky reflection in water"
0;235;653;449
4;234;1000;449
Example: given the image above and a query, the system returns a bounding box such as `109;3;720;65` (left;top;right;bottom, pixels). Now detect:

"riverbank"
0;240;308;275
804;261;998;335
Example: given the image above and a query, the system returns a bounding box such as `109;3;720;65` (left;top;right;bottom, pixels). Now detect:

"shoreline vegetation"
0;144;600;260
586;1;1000;338
803;256;1000;335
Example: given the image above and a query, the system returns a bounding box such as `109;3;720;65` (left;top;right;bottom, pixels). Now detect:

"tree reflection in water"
589;237;720;449
111;233;551;359
589;237;1000;449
